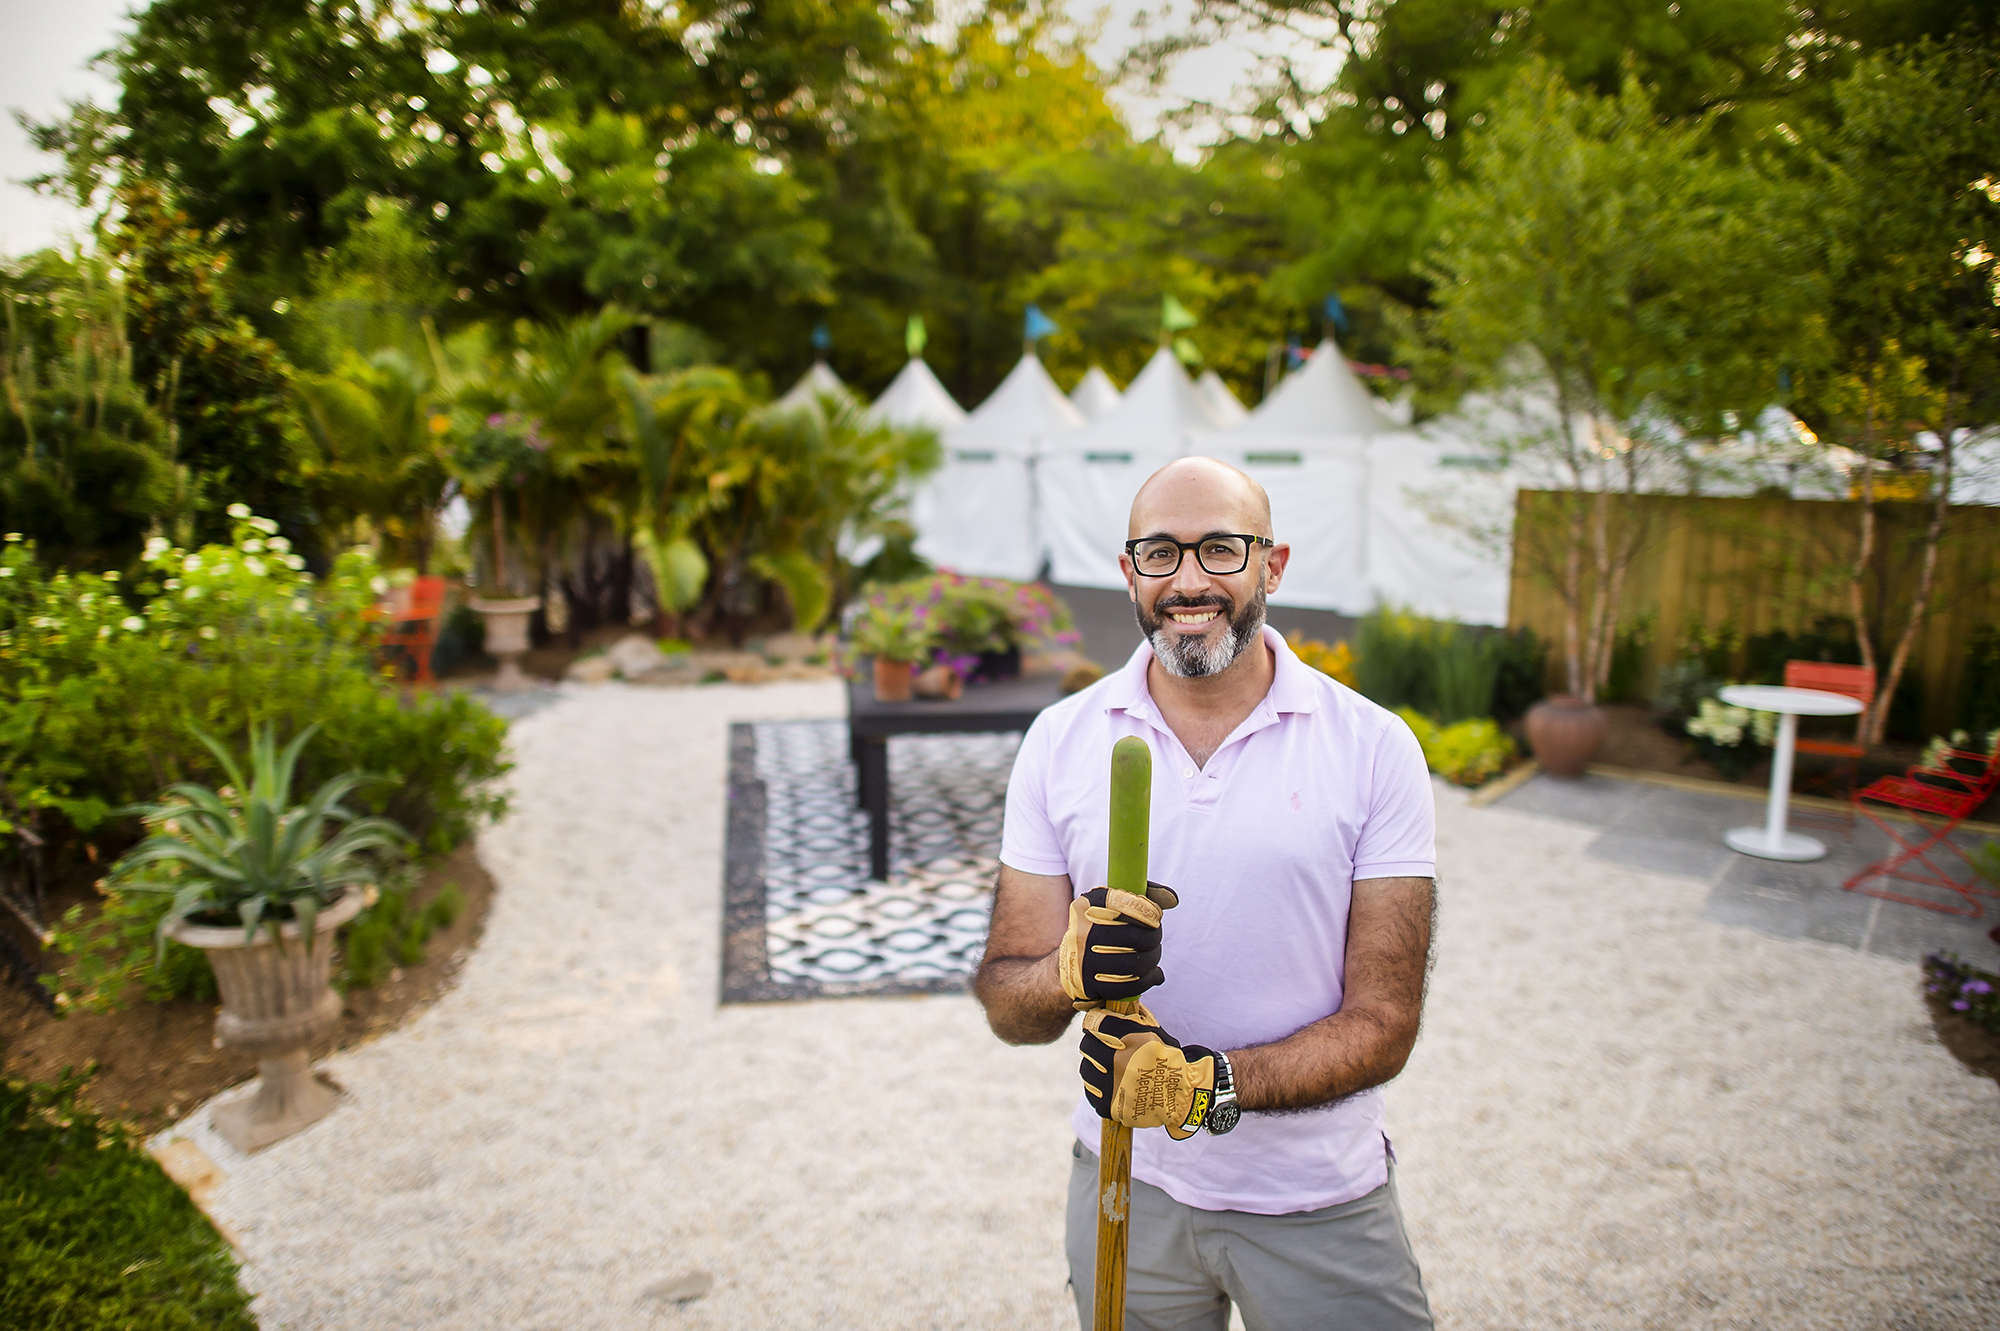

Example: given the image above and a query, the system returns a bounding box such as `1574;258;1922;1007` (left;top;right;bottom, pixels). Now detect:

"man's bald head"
1128;456;1274;540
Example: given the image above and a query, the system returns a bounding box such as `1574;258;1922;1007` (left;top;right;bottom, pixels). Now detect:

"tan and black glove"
1079;1006;1219;1141
1057;882;1179;1007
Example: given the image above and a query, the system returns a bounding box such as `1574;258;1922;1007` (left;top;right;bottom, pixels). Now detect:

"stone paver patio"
159;681;1999;1329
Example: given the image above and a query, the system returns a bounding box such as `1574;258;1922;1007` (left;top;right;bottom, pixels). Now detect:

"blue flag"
1322;292;1350;337
1023;304;1059;343
810;322;831;354
1286;335;1306;369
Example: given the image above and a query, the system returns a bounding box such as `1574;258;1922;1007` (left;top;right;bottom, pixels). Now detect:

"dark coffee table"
847;671;1068;880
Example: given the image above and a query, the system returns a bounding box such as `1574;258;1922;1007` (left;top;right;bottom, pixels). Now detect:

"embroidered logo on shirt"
1291;791;1302;812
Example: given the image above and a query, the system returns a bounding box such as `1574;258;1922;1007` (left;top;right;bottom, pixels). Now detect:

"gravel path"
163;681;1999;1329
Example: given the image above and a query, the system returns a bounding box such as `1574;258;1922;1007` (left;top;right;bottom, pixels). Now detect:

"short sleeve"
1000;716;1070;876
1349;717;1436;880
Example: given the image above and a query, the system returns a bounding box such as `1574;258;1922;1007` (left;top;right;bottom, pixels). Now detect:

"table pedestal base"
1725;827;1827;862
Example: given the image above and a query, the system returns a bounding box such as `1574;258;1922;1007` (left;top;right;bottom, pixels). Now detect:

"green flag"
1161;294;1198;332
1172;336;1202;367
906;314;927;359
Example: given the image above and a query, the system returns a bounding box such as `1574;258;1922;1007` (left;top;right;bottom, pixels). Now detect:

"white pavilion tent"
910;353;1081;581
1195;370;1248;426
868;356;966;433
1070;366;1123;420
777;359;854;412
1041;348;1230;589
1186;339;1384;613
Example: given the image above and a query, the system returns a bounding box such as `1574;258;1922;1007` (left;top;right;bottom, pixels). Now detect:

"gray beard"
1145;590;1267;679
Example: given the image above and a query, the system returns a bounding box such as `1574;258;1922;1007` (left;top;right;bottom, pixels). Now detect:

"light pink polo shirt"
1001;625;1435;1215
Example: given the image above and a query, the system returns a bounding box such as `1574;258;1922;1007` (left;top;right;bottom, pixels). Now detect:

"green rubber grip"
1107;735;1152;900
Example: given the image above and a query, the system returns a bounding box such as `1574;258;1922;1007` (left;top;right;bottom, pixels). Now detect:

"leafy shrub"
1959;625;2000;738
1;1068;256;1329
1601;615;1653;703
1355;607;1504;723
1924;951;2000;1036
1681;693;1777;780
43;890;219;1012
1287;632;1357;686
341;878;464;990
1394;707;1518;787
1489;626;1548;721
0;509;509;852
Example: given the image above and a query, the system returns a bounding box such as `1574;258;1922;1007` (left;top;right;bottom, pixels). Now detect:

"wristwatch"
1205;1050;1240;1135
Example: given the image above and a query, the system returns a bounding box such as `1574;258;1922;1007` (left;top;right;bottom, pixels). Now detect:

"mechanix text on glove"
1079;1006;1218;1141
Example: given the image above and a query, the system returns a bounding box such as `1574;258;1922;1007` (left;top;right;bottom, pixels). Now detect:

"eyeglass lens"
1131;536;1251;576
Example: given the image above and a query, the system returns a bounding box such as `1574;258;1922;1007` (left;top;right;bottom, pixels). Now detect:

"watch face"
1206;1101;1241;1136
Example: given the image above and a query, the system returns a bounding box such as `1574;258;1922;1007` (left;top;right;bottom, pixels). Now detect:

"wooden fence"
1505;490;2000;737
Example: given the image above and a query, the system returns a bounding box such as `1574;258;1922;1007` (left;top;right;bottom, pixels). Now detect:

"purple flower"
486;412;508;428
1953;999;1971;1011
1965;980;1993;995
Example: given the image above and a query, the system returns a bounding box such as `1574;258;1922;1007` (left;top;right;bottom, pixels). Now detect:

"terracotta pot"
1524;695;1608;777
469;595;541;692
872;657;915;702
913;663;964;700
168;888;366;1153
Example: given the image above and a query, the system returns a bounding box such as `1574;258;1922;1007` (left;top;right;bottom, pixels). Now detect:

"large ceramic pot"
872;657;915;703
1524;695;1609;777
169;889;366;1153
469;595;541;692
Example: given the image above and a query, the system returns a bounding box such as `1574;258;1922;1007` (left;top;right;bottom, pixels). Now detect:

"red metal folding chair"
1784;660;1874;831
1845;742;2000;917
376;575;446;684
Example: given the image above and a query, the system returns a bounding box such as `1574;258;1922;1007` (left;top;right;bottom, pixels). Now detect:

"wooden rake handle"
1094;735;1152;1331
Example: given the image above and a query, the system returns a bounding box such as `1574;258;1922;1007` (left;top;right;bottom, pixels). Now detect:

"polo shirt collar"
1105;624;1322;721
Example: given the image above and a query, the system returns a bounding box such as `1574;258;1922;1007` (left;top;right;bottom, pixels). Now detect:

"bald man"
976;458;1437;1330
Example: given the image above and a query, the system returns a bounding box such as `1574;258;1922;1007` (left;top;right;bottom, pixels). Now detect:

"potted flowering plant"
110;723;408;1152
850;604;935;702
451;411;550;690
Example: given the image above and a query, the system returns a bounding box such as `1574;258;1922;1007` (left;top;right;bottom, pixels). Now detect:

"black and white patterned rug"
721;719;1021;1001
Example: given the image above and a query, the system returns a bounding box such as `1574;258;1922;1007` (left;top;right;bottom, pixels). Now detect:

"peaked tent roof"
1073;347;1225;440
1069;366;1123;420
1195;370;1247;426
952;352;1084;450
777;359;854;411
1241;337;1398;437
869;357;966;432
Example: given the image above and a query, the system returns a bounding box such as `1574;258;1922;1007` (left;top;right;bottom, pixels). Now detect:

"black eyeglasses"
1123;534;1274;578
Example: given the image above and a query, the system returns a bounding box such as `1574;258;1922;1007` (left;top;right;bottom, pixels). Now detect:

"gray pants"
1065;1141;1434;1331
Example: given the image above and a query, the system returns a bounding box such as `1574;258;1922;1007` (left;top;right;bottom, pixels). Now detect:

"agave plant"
111;724;409;954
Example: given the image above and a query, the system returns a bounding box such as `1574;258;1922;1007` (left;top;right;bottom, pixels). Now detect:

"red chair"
376;575;446;684
1845;742;2000;917
1784;661;1874;826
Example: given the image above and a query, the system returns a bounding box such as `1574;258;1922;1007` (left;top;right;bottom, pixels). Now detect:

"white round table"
1717;684;1866;862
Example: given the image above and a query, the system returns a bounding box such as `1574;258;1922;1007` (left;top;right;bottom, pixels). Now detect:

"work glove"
1079;1005;1219;1141
1057;882;1179;1006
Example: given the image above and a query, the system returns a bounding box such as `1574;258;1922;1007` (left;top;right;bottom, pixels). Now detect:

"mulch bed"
1926;992;2000;1087
0;843;494;1136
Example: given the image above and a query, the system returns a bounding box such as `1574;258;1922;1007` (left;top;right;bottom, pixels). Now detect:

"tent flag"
811;322;831;354
1161;294;1198;332
1286;335;1306;368
1322;292;1350;337
1173;336;1202;367
1024;304;1060;343
906;314;928;358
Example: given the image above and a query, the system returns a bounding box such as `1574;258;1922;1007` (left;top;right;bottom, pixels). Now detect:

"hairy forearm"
1231;875;1435;1113
973;951;1075;1046
1229;1002;1420;1112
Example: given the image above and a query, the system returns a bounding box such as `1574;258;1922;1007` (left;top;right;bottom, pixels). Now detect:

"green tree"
1427;65;1796;700
1792;37;2000;744
0;254;175;568
112;184;309;545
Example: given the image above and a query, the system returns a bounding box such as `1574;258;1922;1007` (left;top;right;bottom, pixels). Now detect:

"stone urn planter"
469;595;541;692
170;888;366;1153
1525;695;1609;777
872;657;916;703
